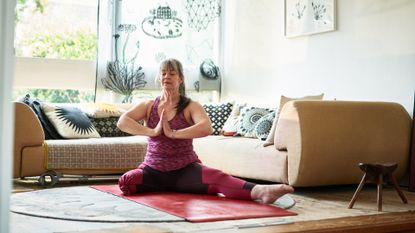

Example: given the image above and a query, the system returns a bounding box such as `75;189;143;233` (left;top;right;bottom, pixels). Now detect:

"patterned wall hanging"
141;4;183;39
184;0;221;32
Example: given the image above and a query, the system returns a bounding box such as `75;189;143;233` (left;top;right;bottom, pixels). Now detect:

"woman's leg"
175;163;294;203
250;184;295;204
118;164;145;195
118;164;167;195
199;164;255;200
172;163;254;199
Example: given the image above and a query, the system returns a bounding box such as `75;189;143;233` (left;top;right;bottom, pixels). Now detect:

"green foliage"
16;0;48;22
14;0;98;103
17;30;97;60
14;89;95;103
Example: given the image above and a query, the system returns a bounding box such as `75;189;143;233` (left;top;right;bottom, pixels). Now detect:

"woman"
117;58;294;204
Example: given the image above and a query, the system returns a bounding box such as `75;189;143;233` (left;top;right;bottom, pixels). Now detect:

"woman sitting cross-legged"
117;58;294;204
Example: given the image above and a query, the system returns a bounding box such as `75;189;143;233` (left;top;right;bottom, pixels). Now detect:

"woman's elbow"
116;117;126;131
204;125;214;136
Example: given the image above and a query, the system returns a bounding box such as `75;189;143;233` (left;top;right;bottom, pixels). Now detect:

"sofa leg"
38;170;59;187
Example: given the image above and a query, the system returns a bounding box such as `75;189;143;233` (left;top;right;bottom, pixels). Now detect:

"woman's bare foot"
251;184;294;204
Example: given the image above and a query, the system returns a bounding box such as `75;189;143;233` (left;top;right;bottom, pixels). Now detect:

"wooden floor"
11;178;415;233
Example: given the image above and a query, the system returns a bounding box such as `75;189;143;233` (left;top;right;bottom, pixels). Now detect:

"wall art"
142;4;183;39
184;0;220;32
285;0;336;38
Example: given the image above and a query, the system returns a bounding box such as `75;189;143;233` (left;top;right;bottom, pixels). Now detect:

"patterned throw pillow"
222;103;246;136
237;107;273;138
90;117;132;137
263;93;324;147
41;103;101;139
79;103;126;118
254;111;276;140
203;102;233;135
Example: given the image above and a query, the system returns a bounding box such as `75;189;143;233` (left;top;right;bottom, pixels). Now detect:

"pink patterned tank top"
143;96;200;171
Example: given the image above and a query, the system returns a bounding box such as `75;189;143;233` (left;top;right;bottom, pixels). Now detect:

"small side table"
348;163;408;211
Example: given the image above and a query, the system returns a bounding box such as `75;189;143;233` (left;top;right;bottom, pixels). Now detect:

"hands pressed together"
152;91;177;139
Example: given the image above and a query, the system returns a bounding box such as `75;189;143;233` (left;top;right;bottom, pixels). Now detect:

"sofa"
13;99;412;187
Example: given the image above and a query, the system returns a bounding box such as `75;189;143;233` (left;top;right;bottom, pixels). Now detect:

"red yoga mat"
91;185;296;222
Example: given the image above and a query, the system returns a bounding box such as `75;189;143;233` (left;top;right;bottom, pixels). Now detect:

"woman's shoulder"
186;99;204;110
133;99;154;107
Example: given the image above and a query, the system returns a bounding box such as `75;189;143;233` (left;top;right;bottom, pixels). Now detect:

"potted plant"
101;24;146;103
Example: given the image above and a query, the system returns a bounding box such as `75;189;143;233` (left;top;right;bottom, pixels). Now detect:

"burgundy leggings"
118;162;255;200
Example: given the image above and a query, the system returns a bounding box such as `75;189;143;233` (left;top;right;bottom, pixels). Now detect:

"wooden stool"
348;163;408;211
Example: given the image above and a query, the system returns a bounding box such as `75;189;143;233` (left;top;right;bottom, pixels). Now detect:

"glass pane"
15;0;98;60
13;88;95;103
14;0;98;103
110;0;221;102
119;0;220;68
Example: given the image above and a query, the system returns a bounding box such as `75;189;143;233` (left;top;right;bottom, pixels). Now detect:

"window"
101;0;222;103
13;0;98;103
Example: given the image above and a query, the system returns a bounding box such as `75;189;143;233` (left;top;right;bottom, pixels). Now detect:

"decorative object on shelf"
193;80;200;92
285;0;336;38
200;59;219;80
142;4;183;39
101;24;146;103
184;0;221;31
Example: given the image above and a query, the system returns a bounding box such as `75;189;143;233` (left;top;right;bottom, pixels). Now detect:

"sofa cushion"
237;107;273;138
194;136;288;183
42;103;101;139
79;103;126;118
263;93;324;147
203;102;233;135
222;103;246;136
90;117;131;137
44;136;146;170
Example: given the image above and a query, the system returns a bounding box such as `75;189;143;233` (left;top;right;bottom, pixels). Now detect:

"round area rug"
11;186;296;223
10;186;183;223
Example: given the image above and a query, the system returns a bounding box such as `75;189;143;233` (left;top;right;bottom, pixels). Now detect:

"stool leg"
348;173;367;209
390;175;408;204
377;174;383;211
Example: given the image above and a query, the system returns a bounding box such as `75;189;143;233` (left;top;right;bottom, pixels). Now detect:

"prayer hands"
152;105;175;138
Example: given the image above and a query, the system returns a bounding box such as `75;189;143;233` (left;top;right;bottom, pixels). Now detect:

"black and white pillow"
90;117;131;137
203;102;233;135
237;107;273;138
254;111;276;140
41;103;100;139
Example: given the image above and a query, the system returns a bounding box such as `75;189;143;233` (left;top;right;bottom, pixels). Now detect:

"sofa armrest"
14;102;45;178
275;100;412;186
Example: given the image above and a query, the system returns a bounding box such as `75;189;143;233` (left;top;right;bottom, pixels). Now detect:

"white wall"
221;0;415;116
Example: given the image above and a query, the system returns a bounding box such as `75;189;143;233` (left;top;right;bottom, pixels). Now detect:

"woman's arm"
163;101;213;139
117;100;162;137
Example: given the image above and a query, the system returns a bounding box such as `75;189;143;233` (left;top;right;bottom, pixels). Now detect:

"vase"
109;91;124;103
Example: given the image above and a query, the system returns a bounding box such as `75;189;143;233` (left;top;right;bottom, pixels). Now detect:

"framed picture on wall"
285;0;336;38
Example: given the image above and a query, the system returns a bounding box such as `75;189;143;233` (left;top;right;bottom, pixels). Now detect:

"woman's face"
160;67;182;91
